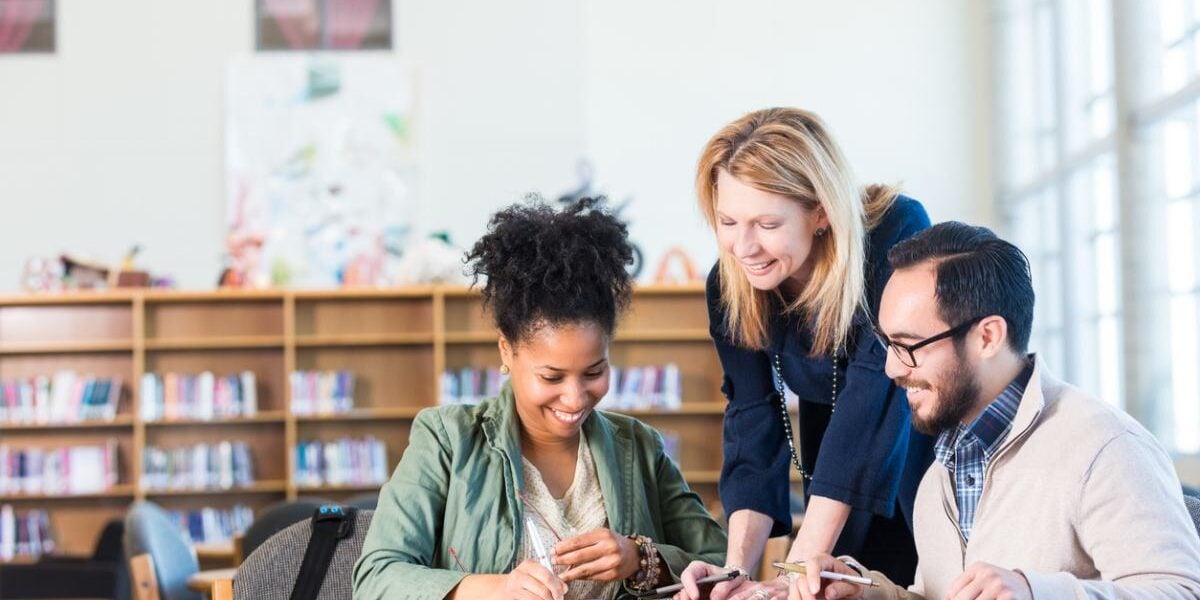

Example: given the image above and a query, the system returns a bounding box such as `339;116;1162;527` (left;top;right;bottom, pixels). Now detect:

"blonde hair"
696;108;897;354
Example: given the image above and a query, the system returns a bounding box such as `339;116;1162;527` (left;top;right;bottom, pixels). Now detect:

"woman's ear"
814;206;830;231
498;335;514;370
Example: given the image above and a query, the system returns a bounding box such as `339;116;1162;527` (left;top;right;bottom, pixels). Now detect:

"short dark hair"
464;196;634;344
887;221;1035;354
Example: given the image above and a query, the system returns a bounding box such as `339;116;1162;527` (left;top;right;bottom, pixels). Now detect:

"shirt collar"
934;358;1034;465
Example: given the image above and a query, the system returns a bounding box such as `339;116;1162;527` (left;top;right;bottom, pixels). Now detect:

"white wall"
0;0;988;291
580;0;994;277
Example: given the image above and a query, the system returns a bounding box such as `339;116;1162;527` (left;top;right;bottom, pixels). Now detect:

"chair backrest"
1184;494;1200;537
240;500;329;562
343;492;378;511
93;519;126;562
124;501;200;600
234;509;373;600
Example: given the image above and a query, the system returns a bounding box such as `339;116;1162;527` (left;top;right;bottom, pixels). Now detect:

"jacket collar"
478;381;633;533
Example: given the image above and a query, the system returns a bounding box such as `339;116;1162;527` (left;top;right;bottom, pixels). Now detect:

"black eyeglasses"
874;315;988;368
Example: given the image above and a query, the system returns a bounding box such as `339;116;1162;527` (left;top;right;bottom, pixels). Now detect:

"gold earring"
500;364;510;375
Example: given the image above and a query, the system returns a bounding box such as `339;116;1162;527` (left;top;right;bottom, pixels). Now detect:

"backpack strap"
288;505;356;600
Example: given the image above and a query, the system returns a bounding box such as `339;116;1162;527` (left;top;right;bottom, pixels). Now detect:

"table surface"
186;567;237;593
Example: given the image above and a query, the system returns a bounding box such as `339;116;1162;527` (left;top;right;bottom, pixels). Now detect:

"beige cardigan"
862;359;1200;599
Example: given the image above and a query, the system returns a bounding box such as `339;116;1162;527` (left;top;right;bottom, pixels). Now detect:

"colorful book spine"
289;370;356;415
140;371;259;422
141;441;255;491
439;367;508;405
0;373;122;425
293;436;388;487
0;440;119;496
0;505;54;561
167;504;254;545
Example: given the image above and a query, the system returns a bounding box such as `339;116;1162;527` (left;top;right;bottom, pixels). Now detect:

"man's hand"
790;554;865;600
945;561;1032;600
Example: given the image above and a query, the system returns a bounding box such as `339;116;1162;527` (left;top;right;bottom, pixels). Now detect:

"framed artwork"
256;0;392;51
0;0;54;54
224;55;417;288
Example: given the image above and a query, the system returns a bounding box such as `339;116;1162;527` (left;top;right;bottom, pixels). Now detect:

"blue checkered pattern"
934;363;1032;540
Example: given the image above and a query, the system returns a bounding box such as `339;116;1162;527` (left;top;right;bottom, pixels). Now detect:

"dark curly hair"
464;197;634;344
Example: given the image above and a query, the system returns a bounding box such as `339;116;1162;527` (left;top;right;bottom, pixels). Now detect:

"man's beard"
900;352;981;435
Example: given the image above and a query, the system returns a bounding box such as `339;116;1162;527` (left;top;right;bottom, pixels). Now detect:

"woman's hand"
502;560;567;600
673;561;751;600
552;528;641;583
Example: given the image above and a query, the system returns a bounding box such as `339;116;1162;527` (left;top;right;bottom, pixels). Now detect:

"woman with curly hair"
354;198;727;600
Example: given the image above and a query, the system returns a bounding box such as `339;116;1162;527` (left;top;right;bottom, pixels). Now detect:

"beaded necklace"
770;348;842;481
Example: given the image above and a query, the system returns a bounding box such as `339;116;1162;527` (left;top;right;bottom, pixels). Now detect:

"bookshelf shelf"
142;480;288;497
294;483;385;493
142;411;287;427
144;336;285;350
0;484;137;502
0;340;134;354
0;415;136;432
0;285;724;554
294;406;423;422
294;333;434;347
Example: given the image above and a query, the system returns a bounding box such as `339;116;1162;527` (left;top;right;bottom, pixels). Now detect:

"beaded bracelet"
625;534;661;592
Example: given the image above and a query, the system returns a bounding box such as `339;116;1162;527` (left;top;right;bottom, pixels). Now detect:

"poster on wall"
256;0;392;51
225;55;417;288
0;0;54;53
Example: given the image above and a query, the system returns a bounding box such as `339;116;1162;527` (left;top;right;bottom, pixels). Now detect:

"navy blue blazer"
708;195;935;537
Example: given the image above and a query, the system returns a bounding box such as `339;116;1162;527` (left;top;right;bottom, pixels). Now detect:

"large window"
997;0;1200;453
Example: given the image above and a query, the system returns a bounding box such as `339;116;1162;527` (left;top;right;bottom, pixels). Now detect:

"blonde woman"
676;108;934;600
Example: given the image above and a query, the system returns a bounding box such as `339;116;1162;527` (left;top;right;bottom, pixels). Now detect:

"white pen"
773;561;878;587
524;515;555;572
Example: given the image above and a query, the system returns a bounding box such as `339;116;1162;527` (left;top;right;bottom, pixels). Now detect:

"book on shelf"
606;364;682;411
140;371;258;422
0;440;119;496
168;504;253;545
293;436;388;488
290;370;356;415
0;505;54;561
440;367;508;405
141;441;255;491
0;372;122;425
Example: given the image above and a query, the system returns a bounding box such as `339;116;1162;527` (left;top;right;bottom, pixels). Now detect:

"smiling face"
714;169;828;293
500;321;610;443
878;264;984;435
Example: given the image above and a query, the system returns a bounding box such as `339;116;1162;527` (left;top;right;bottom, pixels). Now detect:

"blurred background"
0;0;1196;482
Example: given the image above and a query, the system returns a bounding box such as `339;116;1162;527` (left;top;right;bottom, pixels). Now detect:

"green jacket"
353;385;727;599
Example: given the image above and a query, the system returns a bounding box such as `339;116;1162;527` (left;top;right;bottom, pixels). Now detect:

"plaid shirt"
934;361;1033;540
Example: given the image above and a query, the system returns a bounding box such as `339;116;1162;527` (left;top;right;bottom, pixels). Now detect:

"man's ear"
976;316;1009;359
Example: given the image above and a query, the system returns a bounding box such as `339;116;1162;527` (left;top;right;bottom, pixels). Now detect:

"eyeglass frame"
873;314;989;368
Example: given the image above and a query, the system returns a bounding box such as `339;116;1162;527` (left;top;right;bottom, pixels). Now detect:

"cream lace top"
519;433;620;600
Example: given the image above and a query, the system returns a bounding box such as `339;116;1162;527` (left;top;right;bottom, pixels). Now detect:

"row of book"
0;372;121;425
439;367;507;405
438;364;683;411
140;371;258;422
141;442;254;491
168;504;254;545
0;441;119;496
294;437;389;488
0;506;53;561
605;364;683;411
290;370;356;415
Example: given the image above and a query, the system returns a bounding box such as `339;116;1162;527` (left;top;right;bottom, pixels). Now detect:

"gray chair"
344;492;379;511
234;509;372;600
239;500;329;562
1184;494;1200;537
124;501;200;600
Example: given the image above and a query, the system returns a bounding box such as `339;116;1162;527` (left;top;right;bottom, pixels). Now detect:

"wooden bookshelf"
0;284;727;560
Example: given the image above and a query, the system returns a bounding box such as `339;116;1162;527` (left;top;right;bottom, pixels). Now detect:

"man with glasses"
790;222;1200;600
